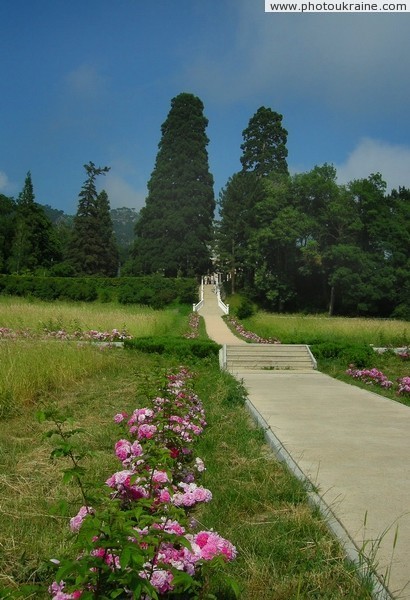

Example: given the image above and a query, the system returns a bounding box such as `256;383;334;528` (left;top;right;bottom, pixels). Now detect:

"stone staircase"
221;344;317;372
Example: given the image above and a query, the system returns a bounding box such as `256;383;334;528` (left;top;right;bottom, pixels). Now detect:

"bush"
32;279;59;301
236;297;255;320
59;279;98;302
124;336;221;359
49;262;77;277
0;275;198;308
311;341;374;367
391;303;410;321
177;278;198;304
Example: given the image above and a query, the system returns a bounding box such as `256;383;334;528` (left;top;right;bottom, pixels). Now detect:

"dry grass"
0;296;186;338
0;340;122;418
0;298;189;418
0;350;159;597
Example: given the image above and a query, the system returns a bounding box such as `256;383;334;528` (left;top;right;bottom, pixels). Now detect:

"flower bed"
346;366;410;397
398;376;410;396
44;367;236;599
183;312;200;339
345;366;393;389
225;316;280;344
0;326;132;342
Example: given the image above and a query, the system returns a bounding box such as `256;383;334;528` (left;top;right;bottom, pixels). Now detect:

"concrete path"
199;287;410;599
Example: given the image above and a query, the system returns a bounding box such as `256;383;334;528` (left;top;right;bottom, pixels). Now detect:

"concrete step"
222;343;316;371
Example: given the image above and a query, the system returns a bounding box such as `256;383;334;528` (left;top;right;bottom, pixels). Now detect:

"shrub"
0;275;198;308
391;303;410;321
124;336;221;359
48;262;77;277
311;341;373;367
236;297;255;320
177;278;198;304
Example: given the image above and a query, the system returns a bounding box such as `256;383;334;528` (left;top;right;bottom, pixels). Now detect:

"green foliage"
310;342;374;367
0;194;16;273
68;162;119;277
124;336;221;359
7;172;61;274
240;106;289;177
218;136;410;318
0;275;197;307
0;275;98;302
117;276;197;308
216;172;266;293
235;297;255;320
133;93;215;277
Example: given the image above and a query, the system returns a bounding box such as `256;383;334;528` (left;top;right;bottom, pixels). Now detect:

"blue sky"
1;0;410;215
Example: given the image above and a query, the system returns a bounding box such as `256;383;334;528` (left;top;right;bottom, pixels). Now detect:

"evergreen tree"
68;162;118;276
133;92;215;277
240;107;289;177
95;190;119;275
0;194;16;273
7;172;60;273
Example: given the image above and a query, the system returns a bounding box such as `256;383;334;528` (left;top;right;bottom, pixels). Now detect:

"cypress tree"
240;107;289;177
134;92;215;277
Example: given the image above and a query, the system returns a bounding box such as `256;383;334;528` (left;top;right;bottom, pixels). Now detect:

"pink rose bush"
48;367;236;599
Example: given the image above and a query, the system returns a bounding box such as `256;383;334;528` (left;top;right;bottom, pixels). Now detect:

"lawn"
241;311;410;347
0;298;380;598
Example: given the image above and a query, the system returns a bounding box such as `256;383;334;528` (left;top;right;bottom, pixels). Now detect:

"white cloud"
335;138;410;191
185;4;410;116
0;171;9;191
101;173;146;211
0;170;16;194
64;64;107;100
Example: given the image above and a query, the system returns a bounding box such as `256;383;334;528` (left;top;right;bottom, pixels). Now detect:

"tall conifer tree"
8;172;60;273
240;107;289;177
69;162;118;276
134;93;215;276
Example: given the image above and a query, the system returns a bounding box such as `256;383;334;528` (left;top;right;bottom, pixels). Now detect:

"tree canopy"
133;92;215;277
7;172;60;274
68;162;119;276
240;107;289;177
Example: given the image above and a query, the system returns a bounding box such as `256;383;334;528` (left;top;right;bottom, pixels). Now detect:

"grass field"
0;298;190;418
241;311;410;346
0;296;189;338
0;298;386;598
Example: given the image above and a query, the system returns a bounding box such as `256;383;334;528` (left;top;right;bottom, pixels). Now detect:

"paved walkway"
198;285;410;599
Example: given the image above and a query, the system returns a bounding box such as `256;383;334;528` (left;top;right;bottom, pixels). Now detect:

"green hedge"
0;275;198;307
310;341;374;367
124;336;221;359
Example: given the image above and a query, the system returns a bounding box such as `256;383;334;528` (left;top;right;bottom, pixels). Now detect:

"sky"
1;0;410;215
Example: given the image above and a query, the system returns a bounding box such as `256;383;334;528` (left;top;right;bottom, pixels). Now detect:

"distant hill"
110;207;140;248
41;204;139;250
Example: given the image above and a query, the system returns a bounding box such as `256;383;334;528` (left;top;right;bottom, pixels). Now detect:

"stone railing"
192;278;204;312
216;285;229;315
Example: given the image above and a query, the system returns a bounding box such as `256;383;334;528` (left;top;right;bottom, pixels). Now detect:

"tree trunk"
328;285;336;316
